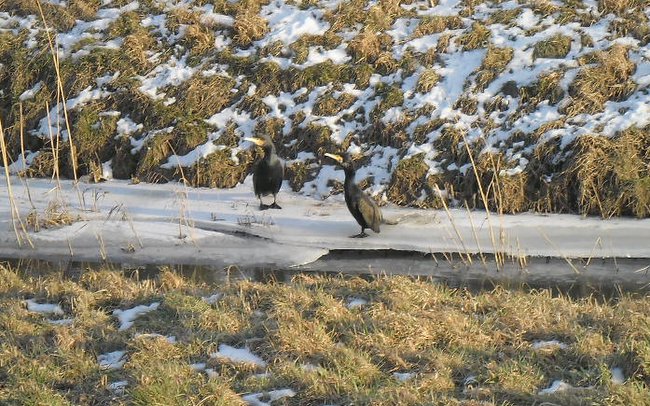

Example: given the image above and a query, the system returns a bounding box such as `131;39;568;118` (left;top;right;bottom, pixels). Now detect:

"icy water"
5;250;649;299
298;250;650;298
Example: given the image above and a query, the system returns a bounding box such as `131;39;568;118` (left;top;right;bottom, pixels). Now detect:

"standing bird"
245;135;284;210
324;153;382;238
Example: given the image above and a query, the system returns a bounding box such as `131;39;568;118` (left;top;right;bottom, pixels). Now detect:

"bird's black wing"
270;160;284;194
358;193;382;233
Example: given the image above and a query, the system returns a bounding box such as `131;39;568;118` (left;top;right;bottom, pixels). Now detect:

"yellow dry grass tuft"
416;69;441;93
177;74;237;118
184;24;216;57
348;31;393;64
25;201;79;232
533;34;573;59
488;8;522;25
412;15;464;37
570;127;650;218
313;92;357;116
184;148;254;188
598;0;650;15
386;154;442;208
475;46;514;90
520;69;566;108
233;9;269;47
457;22;491;51
565;45;636;116
477;152;529;214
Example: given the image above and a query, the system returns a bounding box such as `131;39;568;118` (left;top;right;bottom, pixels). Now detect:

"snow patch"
346;298;368;308
190;362;206;371
211;344;267;368
202;293;223;305
98;350;127;370
393;372;415;382
47;318;74;326
531;340;568;350
25;299;64;315
19;81;43;101
258;0;329;47
241;389;296;406
137;55;196;101
108;380;128;394
538;380;593;395
112;302;160;331
611;367;625;385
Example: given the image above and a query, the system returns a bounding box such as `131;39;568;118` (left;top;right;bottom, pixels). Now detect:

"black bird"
245;135;284;210
324;153;382;238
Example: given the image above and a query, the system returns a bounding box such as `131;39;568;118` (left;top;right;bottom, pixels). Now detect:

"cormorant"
245;135;284;210
324;153;382;238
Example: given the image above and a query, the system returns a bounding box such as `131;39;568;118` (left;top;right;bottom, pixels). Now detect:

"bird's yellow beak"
324;153;343;164
244;137;266;147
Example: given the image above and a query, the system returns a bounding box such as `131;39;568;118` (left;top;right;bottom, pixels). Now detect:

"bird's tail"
382;212;439;226
381;217;399;225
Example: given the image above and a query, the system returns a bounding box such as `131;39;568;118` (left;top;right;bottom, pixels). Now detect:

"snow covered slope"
1;0;649;216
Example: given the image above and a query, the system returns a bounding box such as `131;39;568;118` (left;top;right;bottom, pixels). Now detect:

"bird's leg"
258;196;270;210
269;194;282;209
350;228;368;238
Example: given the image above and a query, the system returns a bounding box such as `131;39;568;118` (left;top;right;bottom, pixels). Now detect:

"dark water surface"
4;250;649;299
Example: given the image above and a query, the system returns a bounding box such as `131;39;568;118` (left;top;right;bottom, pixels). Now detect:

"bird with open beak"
245;135;284;210
324;153;382;238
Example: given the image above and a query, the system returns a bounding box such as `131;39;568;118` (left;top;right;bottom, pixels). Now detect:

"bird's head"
244;135;270;147
244;135;275;154
324;152;355;172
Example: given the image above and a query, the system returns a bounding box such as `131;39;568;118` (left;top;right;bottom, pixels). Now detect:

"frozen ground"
1;175;649;271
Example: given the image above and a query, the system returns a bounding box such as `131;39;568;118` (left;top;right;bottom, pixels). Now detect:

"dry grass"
25;200;79;232
487;8;522;25
177;74;237;118
412;15;464;37
0;262;648;405
475;46;514;90
457;22;491;51
598;0;650;15
569;128;650;218
284;161;316;192
416;69;441;93
324;0;405;32
184;24;217;57
386;154;439;208
477;152;529;214
533;34;573;59
289;33;342;64
520;69;566;108
184;148;254;189
233;9;269;47
565;45;636;116
348;31;393;64
313;92;357;116
610;11;650;44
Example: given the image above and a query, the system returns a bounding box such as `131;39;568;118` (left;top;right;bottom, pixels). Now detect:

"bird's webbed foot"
269;202;282;209
350;231;369;238
259;203;270;210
